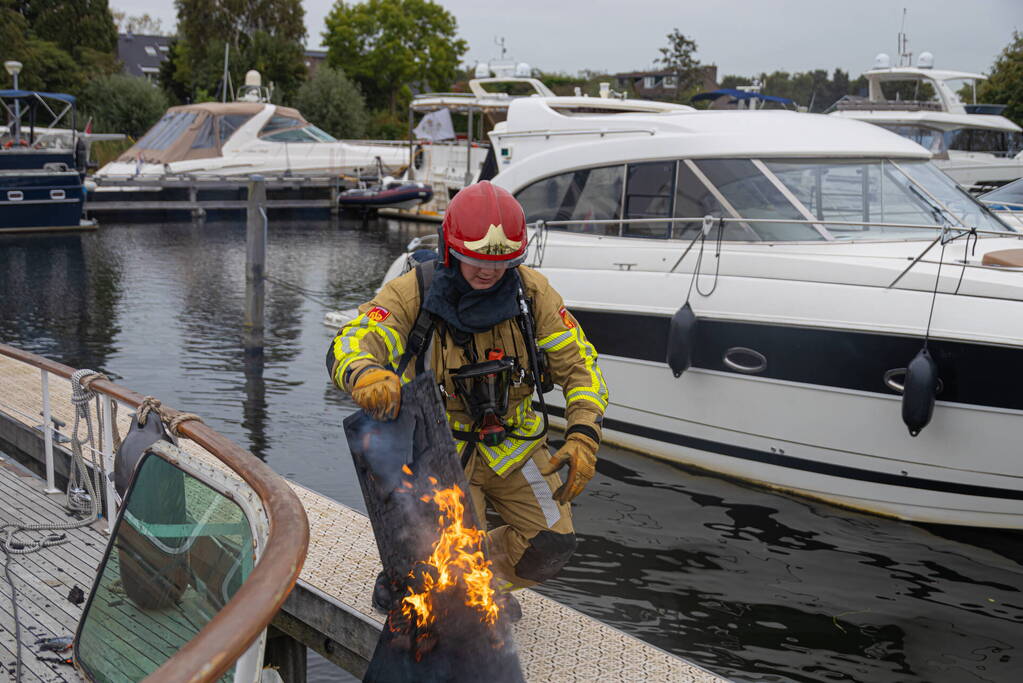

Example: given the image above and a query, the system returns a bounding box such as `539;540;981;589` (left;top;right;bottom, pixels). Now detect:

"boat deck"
0;456;91;683
0;353;725;682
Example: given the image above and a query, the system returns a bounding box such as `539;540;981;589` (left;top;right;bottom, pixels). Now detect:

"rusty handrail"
0;342;309;682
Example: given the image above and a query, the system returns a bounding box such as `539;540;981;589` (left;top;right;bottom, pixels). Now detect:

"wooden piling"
245;176;266;350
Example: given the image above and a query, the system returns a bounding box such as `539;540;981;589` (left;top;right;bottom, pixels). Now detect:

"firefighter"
327;181;608;618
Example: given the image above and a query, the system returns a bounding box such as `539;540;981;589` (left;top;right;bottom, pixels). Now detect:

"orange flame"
401;484;500;629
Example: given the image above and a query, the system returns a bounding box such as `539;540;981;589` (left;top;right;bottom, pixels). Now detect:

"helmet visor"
451;248;526;269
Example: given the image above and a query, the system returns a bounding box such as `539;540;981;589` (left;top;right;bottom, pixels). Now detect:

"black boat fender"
114;410;175;501
666;302;698;377
901;347;940;437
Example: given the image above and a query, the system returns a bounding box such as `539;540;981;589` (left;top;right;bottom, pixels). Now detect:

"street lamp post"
4;60;23;142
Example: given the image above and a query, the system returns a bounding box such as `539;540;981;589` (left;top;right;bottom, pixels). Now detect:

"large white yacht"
95;73;407;181
347;97;1023;529
830;53;1023;191
392;62;691;220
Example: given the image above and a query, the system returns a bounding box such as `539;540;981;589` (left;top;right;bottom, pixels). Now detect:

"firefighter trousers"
465;444;577;590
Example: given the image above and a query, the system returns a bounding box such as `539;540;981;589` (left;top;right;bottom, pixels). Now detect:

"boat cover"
115;102;305;165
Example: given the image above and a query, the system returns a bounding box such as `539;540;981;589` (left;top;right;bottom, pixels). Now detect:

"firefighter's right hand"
351;367;401;421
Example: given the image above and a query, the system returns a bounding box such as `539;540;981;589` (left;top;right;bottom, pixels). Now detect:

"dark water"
1;219;1020;682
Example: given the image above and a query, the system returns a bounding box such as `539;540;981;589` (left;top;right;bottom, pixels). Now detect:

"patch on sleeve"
367;306;391;323
558;306;576;329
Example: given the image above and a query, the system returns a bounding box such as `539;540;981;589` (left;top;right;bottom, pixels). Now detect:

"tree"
293;66;368;138
978;31;1023;126
657;29;702;98
170;0;307;103
22;0;118;61
322;0;467;114
79;74;169;138
1;0;118;95
111;11;166;35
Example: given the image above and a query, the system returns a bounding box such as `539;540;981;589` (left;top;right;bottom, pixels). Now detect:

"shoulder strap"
396;260;437;377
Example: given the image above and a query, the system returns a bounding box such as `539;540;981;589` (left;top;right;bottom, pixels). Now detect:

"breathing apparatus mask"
450;351;518;447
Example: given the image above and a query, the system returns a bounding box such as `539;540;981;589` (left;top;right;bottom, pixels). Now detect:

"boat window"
673;162;752;240
623;161;675;238
694;159;824;240
260;115;304;136
944;128;1023;158
189;115;216;149
218;114;253;144
515;165;624;234
135;112;198;151
303;124;338;143
896;160;1013;232
767;159;941;238
262;127;319;143
75;451;255;681
878;125;947;157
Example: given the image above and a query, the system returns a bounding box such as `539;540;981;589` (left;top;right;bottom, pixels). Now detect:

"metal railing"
532;214;1023;240
0;342;309;683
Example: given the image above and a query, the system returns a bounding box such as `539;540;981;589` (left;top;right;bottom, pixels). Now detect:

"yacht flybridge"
394;65;691;219
830;53;1023;191
340;98;1023;528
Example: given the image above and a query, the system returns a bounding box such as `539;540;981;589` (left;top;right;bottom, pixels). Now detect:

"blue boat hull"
0;169;91;232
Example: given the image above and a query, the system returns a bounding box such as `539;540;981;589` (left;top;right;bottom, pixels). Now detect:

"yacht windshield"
261;124;338;143
766;159;1011;238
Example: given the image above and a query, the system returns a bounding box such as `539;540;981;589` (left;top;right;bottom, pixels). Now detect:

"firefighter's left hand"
540;433;598;504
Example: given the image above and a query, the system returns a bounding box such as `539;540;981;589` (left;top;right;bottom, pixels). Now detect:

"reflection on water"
1;218;1020;682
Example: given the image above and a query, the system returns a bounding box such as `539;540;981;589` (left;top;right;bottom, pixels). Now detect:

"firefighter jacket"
328;265;608;477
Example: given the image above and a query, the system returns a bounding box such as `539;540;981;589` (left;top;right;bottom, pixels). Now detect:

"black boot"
497;590;522;623
372;570;395;614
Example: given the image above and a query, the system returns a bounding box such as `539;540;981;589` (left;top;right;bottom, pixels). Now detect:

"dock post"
39;369;60;493
330;176;339;217
264;626;307;682
245;175;266;348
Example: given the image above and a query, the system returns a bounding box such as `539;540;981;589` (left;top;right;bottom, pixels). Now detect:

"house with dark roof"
117;33;172;84
614;65;719;100
304;49;327;78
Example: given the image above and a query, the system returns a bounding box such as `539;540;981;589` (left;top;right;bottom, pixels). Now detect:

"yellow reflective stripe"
548;326;608;411
447;402;541;474
538;330;573;351
335;351;373;384
335;313;405;373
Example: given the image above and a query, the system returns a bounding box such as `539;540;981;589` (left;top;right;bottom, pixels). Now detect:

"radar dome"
917;52;934;69
873;53;891;69
514;62;531;77
474;62;490;79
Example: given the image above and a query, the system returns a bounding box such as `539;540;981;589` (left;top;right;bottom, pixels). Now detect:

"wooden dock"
0;455;96;683
85;175;344;217
0;353;726;682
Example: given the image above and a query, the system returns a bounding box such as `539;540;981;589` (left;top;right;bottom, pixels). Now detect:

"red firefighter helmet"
441;181;528;268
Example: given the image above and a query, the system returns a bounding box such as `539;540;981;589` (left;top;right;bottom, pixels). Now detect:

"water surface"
1;218;1019;682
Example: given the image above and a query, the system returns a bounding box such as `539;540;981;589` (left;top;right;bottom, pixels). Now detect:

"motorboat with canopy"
340;96;1023;528
95;101;409;180
830;53;1023;191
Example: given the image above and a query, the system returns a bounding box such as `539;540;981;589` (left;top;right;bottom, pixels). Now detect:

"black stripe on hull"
547;404;1023;502
570;309;1023;413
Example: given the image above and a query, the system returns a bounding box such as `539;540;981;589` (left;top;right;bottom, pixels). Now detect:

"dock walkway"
0;455;93;683
0;353;725;682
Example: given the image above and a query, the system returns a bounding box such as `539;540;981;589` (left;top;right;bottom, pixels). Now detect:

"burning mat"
344;373;525;682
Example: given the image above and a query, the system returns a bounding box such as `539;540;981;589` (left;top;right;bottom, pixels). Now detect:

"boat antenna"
495;36;507;60
897;8;912;67
221;43;233;103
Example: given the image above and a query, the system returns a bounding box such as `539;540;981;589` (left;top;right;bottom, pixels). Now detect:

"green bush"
366;109;407;140
79;74;169;139
293;66;368;139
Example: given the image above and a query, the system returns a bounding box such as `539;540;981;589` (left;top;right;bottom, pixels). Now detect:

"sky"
114;0;1023;79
